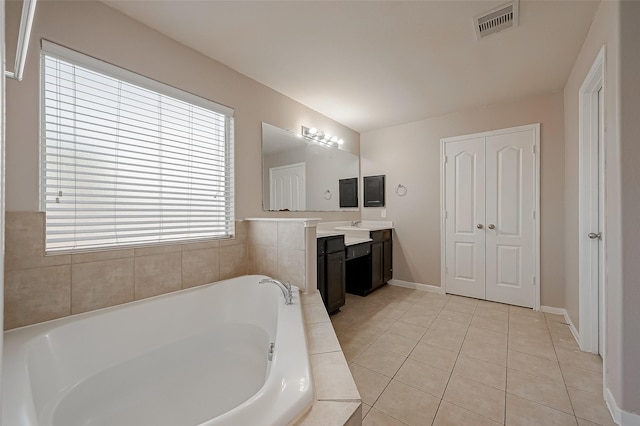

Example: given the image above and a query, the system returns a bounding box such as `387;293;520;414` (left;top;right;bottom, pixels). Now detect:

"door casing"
440;123;541;310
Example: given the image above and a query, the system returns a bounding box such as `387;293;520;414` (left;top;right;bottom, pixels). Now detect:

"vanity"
316;222;393;313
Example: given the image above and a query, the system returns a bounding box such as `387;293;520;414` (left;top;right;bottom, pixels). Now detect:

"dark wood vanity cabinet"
370;229;393;291
317;236;346;314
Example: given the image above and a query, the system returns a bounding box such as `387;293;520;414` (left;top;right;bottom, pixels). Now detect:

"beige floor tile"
552;333;581;351
544;312;566;323
386;321;427;341
421;327;466;352
370;332;419;357
339;323;386;347
509;313;549;330
448;295;479;307
429;318;469;333
375;380;440;426
506;393;578;426
476;299;511;312
433;400;501;426
508;350;564;384
555;347;603;373
475;306;510;322
509;305;545;318
409;341;459;372
567;387;617;426
443;300;477;315
438;308;474;324
394;358;450;398
509;334;558;361
399;308;437;328
507;368;574;415
362;403;372;419
460;339;507;366
453;354;507;390
363;407;408;426
576;418;603;426
353;311;399;331
509;323;553;342
354;345;406;377
471;315;509;333
349;363;392;406
443;374;506;423
560;364;603;394
341;340;369;362
466;326;508;348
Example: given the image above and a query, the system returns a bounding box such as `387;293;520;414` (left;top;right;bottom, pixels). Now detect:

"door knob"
488;224;495;229
477;224;483;229
588;232;602;240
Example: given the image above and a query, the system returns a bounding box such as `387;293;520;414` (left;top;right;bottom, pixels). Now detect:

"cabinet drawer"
370;229;392;242
326;236;345;253
346;242;371;260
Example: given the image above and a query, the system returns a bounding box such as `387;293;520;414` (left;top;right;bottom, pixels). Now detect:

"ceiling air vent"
474;0;519;40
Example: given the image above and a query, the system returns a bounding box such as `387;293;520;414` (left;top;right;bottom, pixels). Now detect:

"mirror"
262;122;359;211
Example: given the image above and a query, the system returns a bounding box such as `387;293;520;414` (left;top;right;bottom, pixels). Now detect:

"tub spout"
259;278;293;305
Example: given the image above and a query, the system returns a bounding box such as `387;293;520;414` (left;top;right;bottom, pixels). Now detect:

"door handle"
477;224;483;229
588;232;602;240
488;224;495;230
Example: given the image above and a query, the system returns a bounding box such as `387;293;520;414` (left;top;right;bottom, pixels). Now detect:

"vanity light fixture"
302;126;344;147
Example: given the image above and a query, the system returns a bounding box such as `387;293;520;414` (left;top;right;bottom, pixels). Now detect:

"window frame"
40;40;235;254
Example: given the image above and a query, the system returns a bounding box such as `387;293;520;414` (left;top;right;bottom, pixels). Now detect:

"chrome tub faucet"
259;278;293;305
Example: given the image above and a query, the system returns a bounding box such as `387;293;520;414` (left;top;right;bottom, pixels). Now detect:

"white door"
485;131;536;307
269;163;306;211
444;138;486;300
443;125;538;308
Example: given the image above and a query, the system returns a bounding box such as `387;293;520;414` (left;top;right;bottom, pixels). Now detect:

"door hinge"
444;156;448;164
445;266;448;275
445;211;448;219
532;145;536;154
532;276;536;286
532;211;536;219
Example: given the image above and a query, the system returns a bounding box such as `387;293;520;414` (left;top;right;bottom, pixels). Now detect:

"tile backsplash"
4;212;247;330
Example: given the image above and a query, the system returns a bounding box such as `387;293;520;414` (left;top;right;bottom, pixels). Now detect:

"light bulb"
338;139;344;145
308;127;318;135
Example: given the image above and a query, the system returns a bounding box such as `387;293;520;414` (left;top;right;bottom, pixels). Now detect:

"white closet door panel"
270;163;306;211
485;130;535;307
445;138;486;299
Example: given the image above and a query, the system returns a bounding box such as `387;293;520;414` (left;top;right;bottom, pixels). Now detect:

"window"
41;41;234;254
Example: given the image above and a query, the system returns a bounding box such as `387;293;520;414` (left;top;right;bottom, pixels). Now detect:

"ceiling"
103;0;600;133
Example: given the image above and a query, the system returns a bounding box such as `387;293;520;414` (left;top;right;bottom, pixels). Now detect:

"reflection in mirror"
262;122;359;212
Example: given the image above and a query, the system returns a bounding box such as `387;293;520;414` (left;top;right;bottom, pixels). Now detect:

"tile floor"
330;285;615;426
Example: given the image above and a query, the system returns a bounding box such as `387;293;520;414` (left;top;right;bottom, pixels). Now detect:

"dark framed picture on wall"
364;175;385;207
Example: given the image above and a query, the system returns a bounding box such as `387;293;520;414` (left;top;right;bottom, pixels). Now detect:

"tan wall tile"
220;220;247;247
134;244;182;257
5;265;71;329
219;244;247;280
248;244;278;277
181;248;219;289
134;252;182;299
71;249;135;264
277;221;305;251
71;258;134;314
278;248;305;289
5;211;70;271
247;221;277;246
181;240;219;252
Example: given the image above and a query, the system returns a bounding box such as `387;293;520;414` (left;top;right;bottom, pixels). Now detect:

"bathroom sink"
334;225;372;231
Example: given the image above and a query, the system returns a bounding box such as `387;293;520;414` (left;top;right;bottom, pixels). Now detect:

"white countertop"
344;236;373;246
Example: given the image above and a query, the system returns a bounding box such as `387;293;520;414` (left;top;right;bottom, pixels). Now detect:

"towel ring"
395;184;407;197
324;189;332;200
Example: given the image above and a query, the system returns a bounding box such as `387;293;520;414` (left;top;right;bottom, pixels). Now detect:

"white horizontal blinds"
42;45;234;253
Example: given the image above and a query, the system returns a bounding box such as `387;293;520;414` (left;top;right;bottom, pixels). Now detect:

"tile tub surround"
246;218;321;293
332;285;615;426
4;212;248;330
295;290;362;426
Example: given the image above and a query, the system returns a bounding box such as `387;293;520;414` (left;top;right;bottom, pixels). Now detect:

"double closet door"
443;125;538;308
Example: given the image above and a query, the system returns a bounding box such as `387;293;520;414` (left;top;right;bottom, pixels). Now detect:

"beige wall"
4;0;360;221
360;92;566;308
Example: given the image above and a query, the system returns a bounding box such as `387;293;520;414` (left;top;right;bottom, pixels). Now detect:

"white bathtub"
2;275;313;426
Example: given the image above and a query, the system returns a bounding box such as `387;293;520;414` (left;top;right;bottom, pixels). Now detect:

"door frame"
440;123;541;310
578;46;606;355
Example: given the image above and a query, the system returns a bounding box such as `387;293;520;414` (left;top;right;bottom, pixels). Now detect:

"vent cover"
474;0;519;40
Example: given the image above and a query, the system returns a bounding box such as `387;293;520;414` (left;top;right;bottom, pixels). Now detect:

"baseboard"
540;306;581;347
388;279;445;294
605;387;640;425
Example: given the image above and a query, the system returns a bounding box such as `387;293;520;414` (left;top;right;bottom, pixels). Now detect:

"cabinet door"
371;242;384;289
383;239;393;283
326;251;346;313
317;253;327;307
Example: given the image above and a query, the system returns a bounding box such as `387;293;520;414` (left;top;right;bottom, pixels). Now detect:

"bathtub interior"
3;275;311;426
